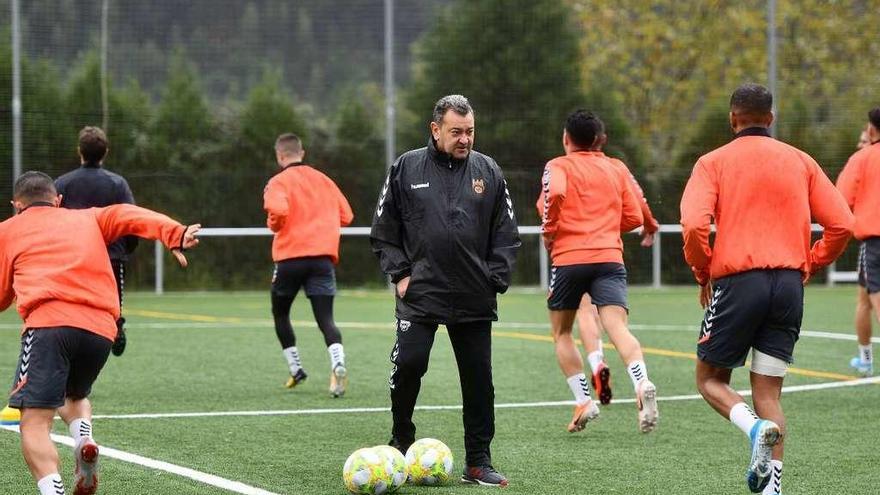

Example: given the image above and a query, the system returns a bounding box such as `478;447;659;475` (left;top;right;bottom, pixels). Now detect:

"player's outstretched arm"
171;224;201;267
95;204;199;267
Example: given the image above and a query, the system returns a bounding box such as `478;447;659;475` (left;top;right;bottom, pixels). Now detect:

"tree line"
1;0;873;288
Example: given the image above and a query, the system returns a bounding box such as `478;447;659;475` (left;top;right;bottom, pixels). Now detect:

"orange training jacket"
609;157;659;234
836;142;880;240
263;164;354;263
537;151;644;265
680;129;853;285
0;204;186;341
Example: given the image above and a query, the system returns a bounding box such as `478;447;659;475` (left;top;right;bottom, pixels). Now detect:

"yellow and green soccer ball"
372;445;408;492
343;446;407;495
404;438;454;486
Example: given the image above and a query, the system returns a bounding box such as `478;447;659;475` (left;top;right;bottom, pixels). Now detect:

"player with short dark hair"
538;109;659;434
681;83;853;494
371;94;520;487
263;132;354;396
562;119;660;407
55;126;138;357
3;171;200;495
837;107;880;376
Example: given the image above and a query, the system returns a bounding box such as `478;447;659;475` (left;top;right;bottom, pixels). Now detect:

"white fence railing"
152;224;856;294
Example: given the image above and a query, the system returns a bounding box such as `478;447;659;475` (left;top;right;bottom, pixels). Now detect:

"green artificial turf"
0;287;876;494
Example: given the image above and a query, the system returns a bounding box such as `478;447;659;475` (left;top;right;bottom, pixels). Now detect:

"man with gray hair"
371;94;520;487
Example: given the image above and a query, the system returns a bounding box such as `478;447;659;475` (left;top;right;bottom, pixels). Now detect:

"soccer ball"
405;438;454;486
342;447;394;495
372;445;408;492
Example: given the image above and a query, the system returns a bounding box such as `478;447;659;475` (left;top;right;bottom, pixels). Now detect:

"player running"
263;133;354;397
55;126;138;357
2;171;200;495
681;84;853;494
836;108;880;376
538;109;658;434
570;153;659;406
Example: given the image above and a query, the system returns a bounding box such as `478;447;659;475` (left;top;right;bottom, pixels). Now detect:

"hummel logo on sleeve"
410;182;430;190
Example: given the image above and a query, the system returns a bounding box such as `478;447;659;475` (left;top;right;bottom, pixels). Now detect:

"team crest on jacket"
472;178;485;194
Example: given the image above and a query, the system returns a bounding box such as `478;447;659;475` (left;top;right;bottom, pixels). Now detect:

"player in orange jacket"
2;171;200;495
836;109;880;376
681;84;853;494
263;133;354;397
536;139;659;407
538;110;658;435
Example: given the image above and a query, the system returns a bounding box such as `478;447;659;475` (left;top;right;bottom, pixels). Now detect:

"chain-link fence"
1;0;876;289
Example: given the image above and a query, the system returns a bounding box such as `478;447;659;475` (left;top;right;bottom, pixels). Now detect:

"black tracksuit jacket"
55;162;138;261
370;139;521;324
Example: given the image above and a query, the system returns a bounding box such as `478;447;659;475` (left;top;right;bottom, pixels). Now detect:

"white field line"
90;376;880;421
1;320;874;343
0;425;281;495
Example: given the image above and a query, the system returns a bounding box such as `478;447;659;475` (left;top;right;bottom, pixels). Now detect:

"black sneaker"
462;465;508;487
111;327;127;357
388;437;412;455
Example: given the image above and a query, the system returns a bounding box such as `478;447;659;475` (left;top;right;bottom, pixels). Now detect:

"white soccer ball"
404;438;454;486
372;445;408;492
342;447;394;494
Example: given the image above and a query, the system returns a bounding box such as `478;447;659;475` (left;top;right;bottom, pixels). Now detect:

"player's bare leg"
751;372;785;494
20;408;59;480
20;407;66;495
696;359;781;493
59;398;99;495
598;305;657;432
851;288;877;375
577;295;612;404
550;309;599;432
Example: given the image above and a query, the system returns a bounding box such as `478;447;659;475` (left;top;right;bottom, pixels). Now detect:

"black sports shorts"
547;262;628;311
857;238;880;294
271;256;337;297
697;269;803;368
8;327;111;410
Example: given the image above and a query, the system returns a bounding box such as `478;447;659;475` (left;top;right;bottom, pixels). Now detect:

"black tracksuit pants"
389;319;494;467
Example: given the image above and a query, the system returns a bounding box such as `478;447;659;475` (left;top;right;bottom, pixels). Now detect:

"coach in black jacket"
371;95;520;487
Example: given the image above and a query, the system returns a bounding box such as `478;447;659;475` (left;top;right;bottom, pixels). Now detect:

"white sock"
69;418;92;445
763;460;783;494
566;373;592;406
626;360;648;390
282;346;302;374
37;473;65;495
587;350;604;374
729;402;759;437
328;343;345;369
859;344;873;363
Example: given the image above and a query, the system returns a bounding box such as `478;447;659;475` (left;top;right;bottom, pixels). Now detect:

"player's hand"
699;282;712;308
171;224;201;268
396;276;411;298
640;230;655;247
543;235;554;252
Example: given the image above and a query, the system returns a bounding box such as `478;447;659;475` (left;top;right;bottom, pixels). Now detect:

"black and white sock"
37;473;64;495
283;346;302;374
566;373;592;406
763;460;782;494
69;418;92;445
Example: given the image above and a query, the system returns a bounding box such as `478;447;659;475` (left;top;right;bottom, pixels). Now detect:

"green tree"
401;0;615;221
237;67;308;165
